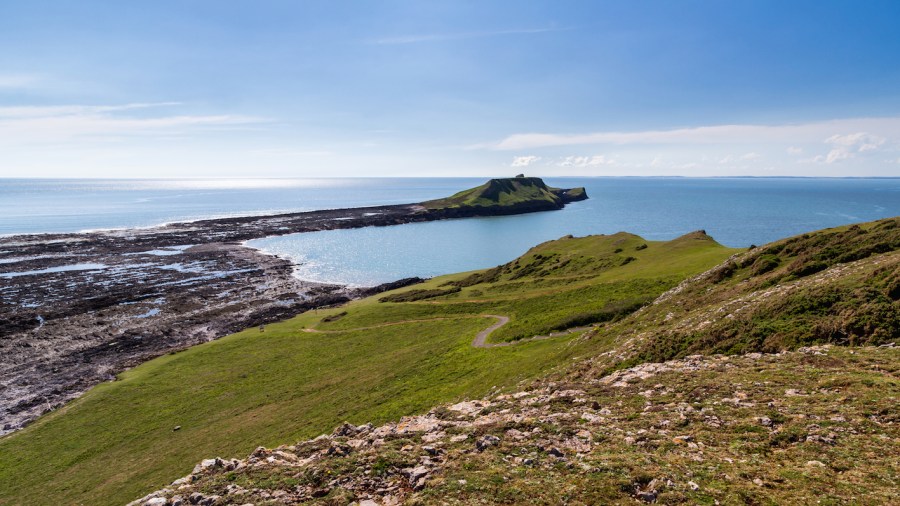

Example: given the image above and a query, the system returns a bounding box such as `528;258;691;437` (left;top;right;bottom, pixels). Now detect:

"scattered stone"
805;434;836;445
636;490;657;503
476;435;500;451
402;465;430;490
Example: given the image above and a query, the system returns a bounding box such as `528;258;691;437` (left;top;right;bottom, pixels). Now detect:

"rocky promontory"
0;178;587;434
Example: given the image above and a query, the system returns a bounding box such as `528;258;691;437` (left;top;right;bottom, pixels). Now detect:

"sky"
1;0;900;178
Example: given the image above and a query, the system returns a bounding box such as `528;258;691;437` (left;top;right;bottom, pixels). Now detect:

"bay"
246;177;900;286
3;177;898;286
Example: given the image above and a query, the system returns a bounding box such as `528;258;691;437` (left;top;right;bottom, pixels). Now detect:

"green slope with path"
0;231;736;505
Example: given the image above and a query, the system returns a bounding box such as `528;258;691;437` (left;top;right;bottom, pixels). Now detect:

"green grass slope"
154;345;900;505
0;232;736;506
132;218;900;506
593;217;900;372
422;176;586;211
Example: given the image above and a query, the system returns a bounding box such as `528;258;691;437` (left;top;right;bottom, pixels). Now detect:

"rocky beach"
0;181;588;434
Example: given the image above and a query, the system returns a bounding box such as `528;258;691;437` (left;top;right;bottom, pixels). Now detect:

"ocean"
3;177;899;286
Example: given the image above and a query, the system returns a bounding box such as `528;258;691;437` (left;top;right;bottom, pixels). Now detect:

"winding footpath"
303;314;595;349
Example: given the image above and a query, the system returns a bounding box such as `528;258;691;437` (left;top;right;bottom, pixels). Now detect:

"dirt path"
304;314;594;349
470;315;510;348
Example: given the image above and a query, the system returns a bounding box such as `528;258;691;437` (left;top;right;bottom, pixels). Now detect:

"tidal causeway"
0;178;587;434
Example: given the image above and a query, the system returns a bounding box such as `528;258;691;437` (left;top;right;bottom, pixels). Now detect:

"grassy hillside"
129;218;900;506
422;177;586;211
594;217;900;372
0;232;736;506
152;345;899;505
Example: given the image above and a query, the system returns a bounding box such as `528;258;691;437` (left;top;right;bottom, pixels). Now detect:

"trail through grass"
0;231;737;505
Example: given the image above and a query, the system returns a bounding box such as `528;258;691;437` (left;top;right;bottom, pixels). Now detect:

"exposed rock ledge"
0;181;587;435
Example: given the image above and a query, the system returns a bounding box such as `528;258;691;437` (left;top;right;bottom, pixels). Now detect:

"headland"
0;177;587;434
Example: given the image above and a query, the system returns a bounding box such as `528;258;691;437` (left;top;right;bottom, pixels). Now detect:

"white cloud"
511;155;541;167
478;117;900;150
0;102;267;145
557;155;614;167
787;146;803;155
0;102;182;119
371;27;563;45
811;132;886;164
0;74;41;89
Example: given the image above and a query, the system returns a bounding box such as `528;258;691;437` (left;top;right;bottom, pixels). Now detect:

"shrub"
750;254;780;276
379;287;461;303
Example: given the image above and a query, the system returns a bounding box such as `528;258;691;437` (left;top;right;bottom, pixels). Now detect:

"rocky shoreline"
0;193;586;435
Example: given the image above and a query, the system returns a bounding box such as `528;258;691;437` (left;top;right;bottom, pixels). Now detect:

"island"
0;177;587;434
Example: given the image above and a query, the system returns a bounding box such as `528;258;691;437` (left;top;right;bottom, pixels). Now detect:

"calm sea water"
3;177;898;286
0;178;485;236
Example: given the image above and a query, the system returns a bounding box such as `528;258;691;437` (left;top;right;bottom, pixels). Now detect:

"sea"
3;177;899;286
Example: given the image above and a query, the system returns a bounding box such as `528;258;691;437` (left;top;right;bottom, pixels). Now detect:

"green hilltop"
422;176;587;215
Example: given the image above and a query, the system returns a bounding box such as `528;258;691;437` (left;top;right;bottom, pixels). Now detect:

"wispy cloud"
557;155;615;168
0;73;42;90
0;102;182;118
370;27;564;45
510;155;541;167
478;117;900;150
813;132;886;164
0;102;267;144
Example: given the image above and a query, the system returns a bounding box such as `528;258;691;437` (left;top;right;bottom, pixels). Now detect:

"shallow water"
3;177;898;286
247;177;900;286
0;263;108;278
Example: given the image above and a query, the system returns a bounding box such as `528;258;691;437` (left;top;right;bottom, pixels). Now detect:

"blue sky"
1;1;899;178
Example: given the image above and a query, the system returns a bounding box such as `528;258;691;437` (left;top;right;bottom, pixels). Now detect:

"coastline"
0;196;583;435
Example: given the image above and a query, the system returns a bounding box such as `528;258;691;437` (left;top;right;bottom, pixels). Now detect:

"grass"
601;217;900;369
422;177;582;210
0;231;737;505
412;346;900;505
155;345;900;505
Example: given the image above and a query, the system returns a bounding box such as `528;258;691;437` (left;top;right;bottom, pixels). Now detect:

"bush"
379;287;461;303
320;311;348;323
750;254;780;276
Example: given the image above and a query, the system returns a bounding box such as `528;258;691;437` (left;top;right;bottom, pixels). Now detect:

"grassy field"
0;231;738;505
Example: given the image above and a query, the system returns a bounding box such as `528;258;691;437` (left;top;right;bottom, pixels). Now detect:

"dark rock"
476;435;500;451
636;490;657;503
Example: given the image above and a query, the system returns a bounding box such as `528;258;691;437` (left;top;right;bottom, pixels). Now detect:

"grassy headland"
0;231;734;505
422;176;587;215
